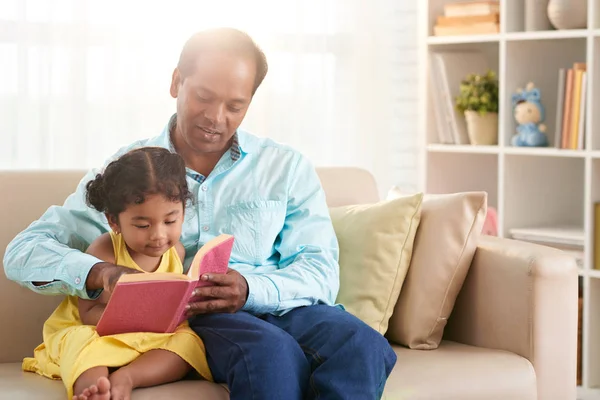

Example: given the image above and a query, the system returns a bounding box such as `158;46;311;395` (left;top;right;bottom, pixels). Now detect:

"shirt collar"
164;113;243;162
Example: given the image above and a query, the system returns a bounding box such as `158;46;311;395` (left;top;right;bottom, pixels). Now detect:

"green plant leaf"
454;69;499;114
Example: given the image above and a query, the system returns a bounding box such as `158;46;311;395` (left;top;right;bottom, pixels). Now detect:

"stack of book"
433;1;500;36
554;63;587;150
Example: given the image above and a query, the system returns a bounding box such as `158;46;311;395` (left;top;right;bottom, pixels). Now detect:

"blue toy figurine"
511;82;549;147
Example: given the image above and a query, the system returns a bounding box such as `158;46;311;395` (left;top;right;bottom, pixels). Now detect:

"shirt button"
202;225;209;231
201;185;208;192
75;277;81;285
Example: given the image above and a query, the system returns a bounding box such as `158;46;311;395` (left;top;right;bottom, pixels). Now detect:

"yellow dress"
22;232;213;397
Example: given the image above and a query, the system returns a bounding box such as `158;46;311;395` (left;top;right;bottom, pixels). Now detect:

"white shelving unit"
418;1;600;398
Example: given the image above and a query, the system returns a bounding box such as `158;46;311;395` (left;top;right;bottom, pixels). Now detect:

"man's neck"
170;127;227;178
181;148;223;178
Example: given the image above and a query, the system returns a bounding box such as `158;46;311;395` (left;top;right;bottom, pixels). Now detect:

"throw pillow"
330;192;423;335
385;187;487;349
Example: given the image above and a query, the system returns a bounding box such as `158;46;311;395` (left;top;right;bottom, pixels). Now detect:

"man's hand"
186;268;249;315
86;262;142;295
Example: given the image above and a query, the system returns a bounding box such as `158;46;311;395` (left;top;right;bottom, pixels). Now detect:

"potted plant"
455;69;499;145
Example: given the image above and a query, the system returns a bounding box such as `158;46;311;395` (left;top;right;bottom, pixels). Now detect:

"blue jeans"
188;304;397;400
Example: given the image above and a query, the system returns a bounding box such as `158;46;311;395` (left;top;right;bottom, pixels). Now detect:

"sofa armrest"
444;235;578;400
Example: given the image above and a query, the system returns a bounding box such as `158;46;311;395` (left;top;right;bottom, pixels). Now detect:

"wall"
389;0;419;195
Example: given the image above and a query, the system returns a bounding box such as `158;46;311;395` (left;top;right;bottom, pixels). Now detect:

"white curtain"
0;0;402;193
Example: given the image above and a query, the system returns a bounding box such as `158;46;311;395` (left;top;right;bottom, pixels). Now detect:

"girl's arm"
78;233;116;325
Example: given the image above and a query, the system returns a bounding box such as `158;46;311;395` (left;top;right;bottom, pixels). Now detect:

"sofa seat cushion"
383;341;537;400
0;362;229;400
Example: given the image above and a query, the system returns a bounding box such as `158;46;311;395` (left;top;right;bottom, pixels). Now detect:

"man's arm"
241;154;340;315
3;146;137;299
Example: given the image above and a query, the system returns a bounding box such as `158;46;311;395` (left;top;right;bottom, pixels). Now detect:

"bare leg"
109;349;191;400
72;366;111;400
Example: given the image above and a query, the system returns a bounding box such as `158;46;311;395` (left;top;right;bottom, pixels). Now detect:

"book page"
187;234;234;280
118;272;191;283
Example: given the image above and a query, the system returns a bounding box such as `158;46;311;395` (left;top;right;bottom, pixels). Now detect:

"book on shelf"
509;225;584;247
509;226;584;268
434;1;499;36
554;63;587;150
96;234;234;336
429;51;491;145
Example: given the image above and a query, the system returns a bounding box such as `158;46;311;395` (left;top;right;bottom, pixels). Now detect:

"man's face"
170;51;256;155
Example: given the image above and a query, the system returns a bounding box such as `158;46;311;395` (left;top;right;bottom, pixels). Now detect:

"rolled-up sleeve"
2;141;142;299
3;171;109;299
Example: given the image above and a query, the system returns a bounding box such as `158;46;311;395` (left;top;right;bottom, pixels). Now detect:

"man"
4;28;396;399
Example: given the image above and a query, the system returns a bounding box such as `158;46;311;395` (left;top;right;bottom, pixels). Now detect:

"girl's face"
108;194;184;258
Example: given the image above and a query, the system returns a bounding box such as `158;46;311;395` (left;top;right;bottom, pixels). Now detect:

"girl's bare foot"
72;376;111;400
72;366;110;400
109;369;134;400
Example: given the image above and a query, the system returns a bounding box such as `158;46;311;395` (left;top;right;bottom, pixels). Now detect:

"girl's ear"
106;213;120;234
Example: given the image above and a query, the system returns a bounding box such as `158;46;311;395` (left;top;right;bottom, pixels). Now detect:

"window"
0;0;418;193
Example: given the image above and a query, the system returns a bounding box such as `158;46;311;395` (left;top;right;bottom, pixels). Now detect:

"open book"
96;234;234;336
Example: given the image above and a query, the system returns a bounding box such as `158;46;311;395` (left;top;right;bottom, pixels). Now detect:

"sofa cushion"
383;341;536;400
330;193;423;335
0;362;229;400
385;190;487;349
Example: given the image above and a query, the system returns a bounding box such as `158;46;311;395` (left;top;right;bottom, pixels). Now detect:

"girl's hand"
86;262;141;295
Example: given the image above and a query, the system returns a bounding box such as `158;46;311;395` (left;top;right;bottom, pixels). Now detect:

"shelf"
426;152;498;208
590;161;600;272
508;226;584;247
422;0;599;396
589;270;600;279
503;156;585;237
505;30;590;41
504;147;587;158
427;145;590;157
588;279;600;387
592;37;600;150
504;38;587;147
426;30;590;45
426;144;500;154
577;386;600;400
426;34;500;45
427;29;600;45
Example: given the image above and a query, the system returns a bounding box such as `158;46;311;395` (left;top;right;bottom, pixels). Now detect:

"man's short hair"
177;28;268;96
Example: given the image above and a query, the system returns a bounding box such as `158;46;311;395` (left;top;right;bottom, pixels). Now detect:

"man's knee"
315;307;397;372
252;322;304;359
190;312;309;389
190;311;305;362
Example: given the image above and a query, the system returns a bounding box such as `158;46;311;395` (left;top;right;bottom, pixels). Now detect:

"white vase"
525;0;552;31
464;111;498;145
547;0;587;30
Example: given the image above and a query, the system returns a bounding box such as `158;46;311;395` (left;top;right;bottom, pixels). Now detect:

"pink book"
96;234;234;336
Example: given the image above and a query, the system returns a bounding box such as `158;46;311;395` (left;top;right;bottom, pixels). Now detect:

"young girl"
22;147;213;400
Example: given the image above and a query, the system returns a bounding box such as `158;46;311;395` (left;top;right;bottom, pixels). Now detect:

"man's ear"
106;213;120;234
170;68;181;98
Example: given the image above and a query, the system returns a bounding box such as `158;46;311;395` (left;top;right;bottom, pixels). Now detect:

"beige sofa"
1;168;577;400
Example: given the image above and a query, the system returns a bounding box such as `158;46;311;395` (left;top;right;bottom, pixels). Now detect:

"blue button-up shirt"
3;114;340;316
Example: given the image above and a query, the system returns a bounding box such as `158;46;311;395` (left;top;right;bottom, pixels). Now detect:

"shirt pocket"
225;200;286;264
